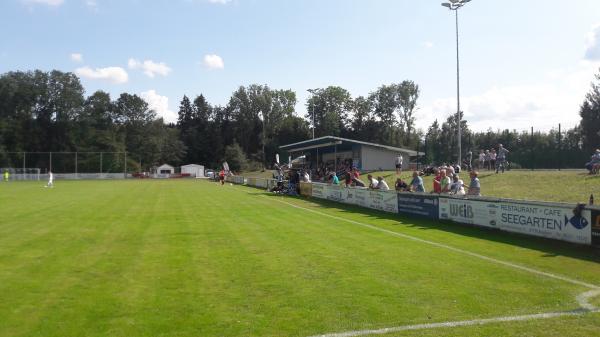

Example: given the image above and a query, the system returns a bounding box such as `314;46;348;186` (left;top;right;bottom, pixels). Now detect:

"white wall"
361;146;410;171
181;165;204;177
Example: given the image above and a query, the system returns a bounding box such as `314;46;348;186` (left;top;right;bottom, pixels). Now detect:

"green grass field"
1;179;599;337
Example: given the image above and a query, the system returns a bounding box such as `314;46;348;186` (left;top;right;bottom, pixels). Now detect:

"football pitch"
1;180;599;337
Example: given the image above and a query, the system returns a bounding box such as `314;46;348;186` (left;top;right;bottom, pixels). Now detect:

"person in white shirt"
395;154;403;175
367;174;378;189
46;171;54;188
450;174;465;195
303;171;311;183
376;176;390;191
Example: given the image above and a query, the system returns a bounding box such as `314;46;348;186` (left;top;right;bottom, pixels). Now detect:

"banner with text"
367;190;398;213
312;183;326;199
591;209;600;246
397;193;440;219
439;198;498;228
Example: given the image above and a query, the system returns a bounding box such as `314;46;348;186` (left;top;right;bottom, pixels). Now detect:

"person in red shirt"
219;169;225;185
432;168;441;193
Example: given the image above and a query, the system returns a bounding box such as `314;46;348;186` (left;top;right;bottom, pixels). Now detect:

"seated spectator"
467;171;481;196
450;174;465;195
352;167;360;179
328;172;340;185
395;178;409;192
352;177;366;187
344;172;353;187
585;149;600;174
375;176;390;191
367;174;378;189
410;170;425;193
440;169;452;194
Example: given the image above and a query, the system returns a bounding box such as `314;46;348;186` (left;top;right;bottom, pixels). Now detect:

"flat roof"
280;136;424;156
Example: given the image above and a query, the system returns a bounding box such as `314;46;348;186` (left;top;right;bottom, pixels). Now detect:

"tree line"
1;69;599;172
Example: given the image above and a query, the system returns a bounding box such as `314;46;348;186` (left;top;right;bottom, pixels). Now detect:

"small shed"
181;164;204;177
157;164;175;174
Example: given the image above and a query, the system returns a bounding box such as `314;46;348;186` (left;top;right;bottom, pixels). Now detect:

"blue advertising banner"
397;193;439;219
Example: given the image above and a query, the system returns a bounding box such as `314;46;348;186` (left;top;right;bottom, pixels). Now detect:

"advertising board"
366;190;398;213
326;184;345;203
397;193;440;219
299;182;313;197
312;183;326;199
439;197;498;228
496;203;591;245
591;209;600;246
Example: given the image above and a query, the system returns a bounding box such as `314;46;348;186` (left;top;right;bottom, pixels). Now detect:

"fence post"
75;152;78;178
124;152;127;179
531;127;534;171
22;152;25;179
100;152;103;175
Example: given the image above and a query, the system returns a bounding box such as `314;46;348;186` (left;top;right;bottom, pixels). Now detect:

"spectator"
450;174;466;195
376;176;390;191
303;170;311;183
490;149;497;171
395;154;403;175
344;172;353;187
367;174;378;189
352;177;366;187
395;178;409;192
585;149;600;174
328;172;340;185
410;171;425;193
496;144;510;174
440;169;452;193
465;150;473;171
432;169;442;193
467;171;481;196
478;150;485;170
352;167;360;179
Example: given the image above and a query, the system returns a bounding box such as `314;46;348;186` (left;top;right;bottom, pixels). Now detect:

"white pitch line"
261;197;600;337
269;197;599;290
308;309;599;337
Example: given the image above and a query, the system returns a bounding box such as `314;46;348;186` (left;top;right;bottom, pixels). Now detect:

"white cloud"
417;61;600;132
203;54;224;69
585;23;600;61
208;0;231;4
128;58;172;78
85;0;97;7
75;66;128;84
22;0;64;6
70;53;83;63
422;41;434;49
140;90;177;123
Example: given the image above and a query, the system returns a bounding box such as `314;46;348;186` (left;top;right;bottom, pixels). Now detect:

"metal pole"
334;144;337;173
531;127;534;171
558;123;561;171
312;101;315;139
75;152;78;178
100;152;103;175
455;8;462;166
124;152;127;179
49;152;52;172
22;152;25;178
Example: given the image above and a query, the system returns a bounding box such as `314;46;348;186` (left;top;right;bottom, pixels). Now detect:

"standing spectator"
432;169;442;193
465;150;473;171
467;171;481;196
478;150;485;170
496;144;510;173
585;149;600;174
490;149;497;171
376;176;390;191
410;171;426;193
395;154;403;175
484;150;491;170
344;172;353;187
367;174;378;189
395;178;409;192
440;169;452;193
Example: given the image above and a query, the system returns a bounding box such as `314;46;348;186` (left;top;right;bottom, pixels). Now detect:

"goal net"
1;168;41;181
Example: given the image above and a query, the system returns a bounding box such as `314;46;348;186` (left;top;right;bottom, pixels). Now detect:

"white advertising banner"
351;188;370;208
367;190;398;213
312;183;326;199
439;198;499;228
497;203;592;245
326;185;345;203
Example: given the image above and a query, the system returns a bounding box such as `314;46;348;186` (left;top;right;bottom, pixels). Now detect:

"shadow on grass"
245;189;600;264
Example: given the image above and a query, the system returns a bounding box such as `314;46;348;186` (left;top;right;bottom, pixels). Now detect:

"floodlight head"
441;2;452;8
449;0;459;2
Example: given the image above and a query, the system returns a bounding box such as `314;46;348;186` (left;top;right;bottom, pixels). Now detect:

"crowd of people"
585;149;600;174
473;144;510;173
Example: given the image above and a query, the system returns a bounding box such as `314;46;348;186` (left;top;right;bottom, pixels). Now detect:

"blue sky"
2;0;600;132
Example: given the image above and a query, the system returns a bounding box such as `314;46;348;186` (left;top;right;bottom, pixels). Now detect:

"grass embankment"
243;169;600;204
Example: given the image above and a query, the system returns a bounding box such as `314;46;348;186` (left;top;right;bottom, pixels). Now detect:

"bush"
224;142;249;172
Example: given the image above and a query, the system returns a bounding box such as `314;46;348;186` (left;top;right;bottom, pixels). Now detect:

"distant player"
46;171;54;188
395;154;403;175
219;169;225;185
3;170;9;182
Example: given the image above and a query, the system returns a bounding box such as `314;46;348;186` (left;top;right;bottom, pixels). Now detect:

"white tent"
157;164;174;174
181;164;204;177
